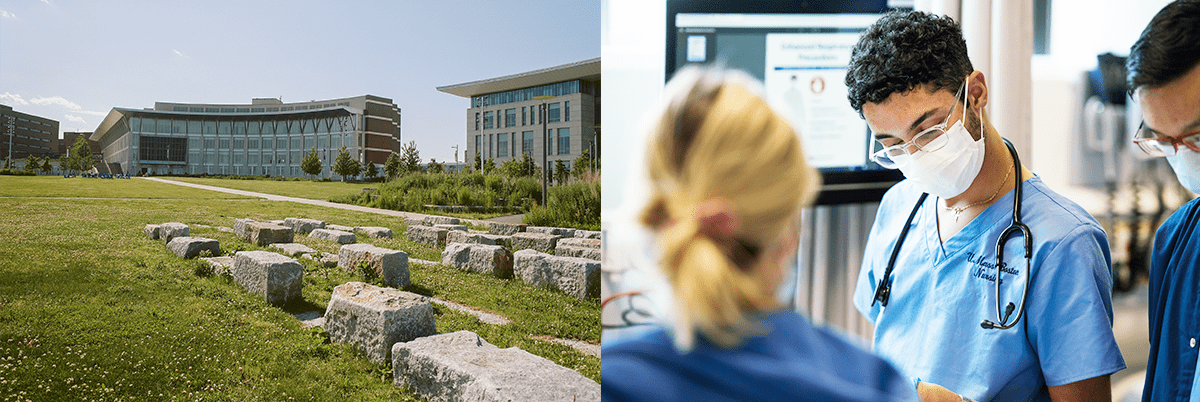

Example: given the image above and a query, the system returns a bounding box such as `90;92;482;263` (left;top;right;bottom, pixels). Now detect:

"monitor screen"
666;0;905;204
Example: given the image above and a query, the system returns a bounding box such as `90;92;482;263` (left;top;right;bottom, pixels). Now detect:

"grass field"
0;176;253;199
0;177;598;401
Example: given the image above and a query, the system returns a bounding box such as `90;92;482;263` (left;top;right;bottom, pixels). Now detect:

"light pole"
533;95;555;207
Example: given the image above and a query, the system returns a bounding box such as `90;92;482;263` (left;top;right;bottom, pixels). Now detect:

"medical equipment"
871;139;1032;330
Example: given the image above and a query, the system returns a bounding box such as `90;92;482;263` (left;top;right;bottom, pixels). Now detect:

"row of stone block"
440;243;599;299
408;224;597;259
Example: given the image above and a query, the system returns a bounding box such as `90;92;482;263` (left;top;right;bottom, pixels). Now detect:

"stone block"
422;216;461;226
406;225;448;247
233;218;256;238
144;224;160;240
284;217;326;234
242;222;294;246
268;220;286;226
310;228;356;244
231;250;304;306
557;237;600;249
325;282;435;365
434;224;468;232
166;236;220;259
271;243;316;257
526;226;576;238
157;222;190;243
355;226;394;239
391;331;599;402
556;246;600;261
509;232;562;254
514;250;600;299
575;230;601;239
338;243;410;288
486;222;527;235
202;256;234;276
446;231;511;248
441;243;513;278
302;253;339;268
404;218;424;227
327;224;356;232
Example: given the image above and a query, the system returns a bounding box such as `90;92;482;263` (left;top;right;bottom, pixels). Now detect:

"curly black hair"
1127;0;1200;95
845;10;973;114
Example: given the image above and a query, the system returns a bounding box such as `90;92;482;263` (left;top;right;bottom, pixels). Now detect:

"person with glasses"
1126;2;1200;400
601;67;916;401
845;10;1125;401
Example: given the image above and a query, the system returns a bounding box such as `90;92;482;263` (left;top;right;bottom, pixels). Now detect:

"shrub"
523;181;600;230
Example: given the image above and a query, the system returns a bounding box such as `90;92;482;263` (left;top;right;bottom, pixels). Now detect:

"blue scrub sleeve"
1023;225;1126;387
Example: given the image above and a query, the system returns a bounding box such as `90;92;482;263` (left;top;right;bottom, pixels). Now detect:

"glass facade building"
437;58;600;172
91;95;401;178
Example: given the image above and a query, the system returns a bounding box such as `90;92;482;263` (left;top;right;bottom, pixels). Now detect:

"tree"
67;136;93;174
23;155;39;174
473;151;482;171
385;151;402;179
400;141;421;175
301;147;322;179
365;162;379;180
427;158;445;174
554;160;570;185
40;157;52;174
2;156;10;169
573;148;598;180
482;158;496;174
333;145;360;181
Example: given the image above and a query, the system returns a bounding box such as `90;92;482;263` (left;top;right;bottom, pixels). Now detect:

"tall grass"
523;181;601;231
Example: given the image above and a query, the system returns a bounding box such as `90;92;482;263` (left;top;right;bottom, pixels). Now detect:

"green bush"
523;181;600;230
0;169;36;176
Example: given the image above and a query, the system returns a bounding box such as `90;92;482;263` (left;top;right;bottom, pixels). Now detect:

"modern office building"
90;95;401;177
60;132;101;158
1;104;59;161
437;58;599;173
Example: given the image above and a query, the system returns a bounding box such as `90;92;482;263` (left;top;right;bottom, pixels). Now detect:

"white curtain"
916;0;1034;167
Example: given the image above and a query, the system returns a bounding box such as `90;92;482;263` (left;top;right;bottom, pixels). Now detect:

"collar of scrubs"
925;177;1034;266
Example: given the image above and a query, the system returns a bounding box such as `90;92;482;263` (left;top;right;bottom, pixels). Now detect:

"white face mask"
897;82;986;199
1166;150;1200;195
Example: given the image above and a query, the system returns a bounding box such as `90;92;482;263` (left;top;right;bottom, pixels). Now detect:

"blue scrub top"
601;310;917;402
854;178;1126;401
1143;197;1200;401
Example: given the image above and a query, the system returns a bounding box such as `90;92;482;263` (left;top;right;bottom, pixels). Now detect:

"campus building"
90;95;401;177
60;132;102;158
1;104;59;161
437;58;599;173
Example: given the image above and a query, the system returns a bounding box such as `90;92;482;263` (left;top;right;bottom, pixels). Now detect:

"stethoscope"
871;139;1033;330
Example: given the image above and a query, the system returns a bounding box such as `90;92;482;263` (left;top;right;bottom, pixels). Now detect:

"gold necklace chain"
945;164;1014;223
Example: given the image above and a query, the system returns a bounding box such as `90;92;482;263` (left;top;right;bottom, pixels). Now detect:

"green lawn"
0;181;598;401
164;177;374;201
0;176;252;199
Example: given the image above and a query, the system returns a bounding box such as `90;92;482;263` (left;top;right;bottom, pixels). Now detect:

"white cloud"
173;49;187;58
30;96;81;110
39;0;50;4
63;114;87;124
0;8;15;18
0;92;28;105
76;110;108;117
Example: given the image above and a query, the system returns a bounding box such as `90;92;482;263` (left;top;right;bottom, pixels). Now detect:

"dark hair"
845;10;974;114
1127;0;1200;95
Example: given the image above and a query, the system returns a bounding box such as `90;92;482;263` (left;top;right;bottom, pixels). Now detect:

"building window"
475;135;482;160
220;108;234;113
248;139;259;149
498;133;509;158
236;108;250;113
189;107;203;112
557;128;570;155
522;131;534;155
188;120;201;134
565;101;570;122
521;107;527;126
548;103;561;123
219;138;231;150
475;113;480;131
262;138;273;150
505;109;516;128
483;111;494;130
203;138;215;149
234;139;244;149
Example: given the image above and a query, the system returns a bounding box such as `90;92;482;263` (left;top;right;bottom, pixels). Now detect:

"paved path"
140;177;484;225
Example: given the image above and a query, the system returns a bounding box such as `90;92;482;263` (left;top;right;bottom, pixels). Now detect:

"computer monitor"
666;0;905;205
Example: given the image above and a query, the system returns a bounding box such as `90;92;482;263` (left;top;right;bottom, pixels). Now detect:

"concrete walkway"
140;177;480;225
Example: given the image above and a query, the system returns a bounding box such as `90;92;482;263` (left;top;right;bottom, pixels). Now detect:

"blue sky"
0;0;599;163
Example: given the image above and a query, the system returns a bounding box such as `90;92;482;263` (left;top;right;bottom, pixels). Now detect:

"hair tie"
695;199;741;240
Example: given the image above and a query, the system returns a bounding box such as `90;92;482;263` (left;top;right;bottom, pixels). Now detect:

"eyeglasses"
1132;121;1200;157
869;87;964;169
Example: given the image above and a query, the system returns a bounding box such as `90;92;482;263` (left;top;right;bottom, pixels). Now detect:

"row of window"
471;80;590;108
476;102;570;131
6;134;52;143
129;116;357;135
474;127;571;160
169;102;351;114
11;116;53;127
3;123;54;136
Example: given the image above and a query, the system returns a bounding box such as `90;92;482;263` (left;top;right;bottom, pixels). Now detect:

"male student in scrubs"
845;10;1126;401
1126;1;1200;400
